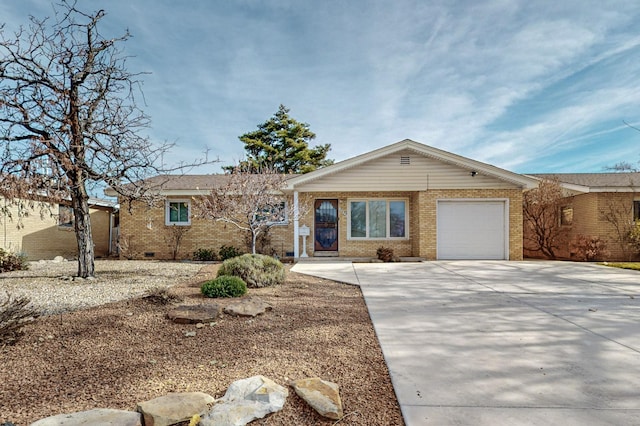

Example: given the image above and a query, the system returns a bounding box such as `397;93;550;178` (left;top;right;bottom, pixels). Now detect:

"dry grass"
0;263;404;425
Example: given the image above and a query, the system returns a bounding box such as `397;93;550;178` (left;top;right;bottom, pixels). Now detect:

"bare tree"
0;2;211;277
523;178;568;259
164;225;189;260
194;166;305;255
599;192;638;261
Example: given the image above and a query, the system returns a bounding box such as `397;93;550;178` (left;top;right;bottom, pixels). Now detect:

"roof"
286;139;539;190
104;174;299;197
528;173;640;192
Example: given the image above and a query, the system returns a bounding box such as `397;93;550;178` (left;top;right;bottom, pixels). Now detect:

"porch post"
293;191;299;259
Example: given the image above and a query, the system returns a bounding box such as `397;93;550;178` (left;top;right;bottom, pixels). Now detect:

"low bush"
376;246;398;262
201;276;247;298
142;286;182;305
219;245;242;261
0;249;28;273
0;293;39;346
217;253;285;288
571;234;608;261
193;248;218;261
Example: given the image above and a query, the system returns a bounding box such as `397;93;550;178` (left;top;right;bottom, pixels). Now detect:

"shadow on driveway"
294;260;640;426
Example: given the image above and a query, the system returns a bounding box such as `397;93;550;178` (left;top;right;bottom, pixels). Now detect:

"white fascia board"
588;186;640;193
522;175;590;194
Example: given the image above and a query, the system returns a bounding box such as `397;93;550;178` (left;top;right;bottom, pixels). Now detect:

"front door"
314;199;338;252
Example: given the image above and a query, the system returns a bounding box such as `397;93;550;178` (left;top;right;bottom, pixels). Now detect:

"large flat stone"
201;375;288;426
223;297;272;317
291;377;343;420
136;391;215;426
30;408;142;426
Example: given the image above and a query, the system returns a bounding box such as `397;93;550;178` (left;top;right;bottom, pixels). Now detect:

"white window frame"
347;198;409;240
165;199;191;226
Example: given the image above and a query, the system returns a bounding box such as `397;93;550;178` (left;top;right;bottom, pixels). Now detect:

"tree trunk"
71;186;95;278
251;231;257;255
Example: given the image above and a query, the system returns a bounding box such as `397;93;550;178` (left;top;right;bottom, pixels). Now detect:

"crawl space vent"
400;156;410;165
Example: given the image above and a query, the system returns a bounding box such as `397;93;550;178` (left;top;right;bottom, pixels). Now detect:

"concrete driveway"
291;261;640;425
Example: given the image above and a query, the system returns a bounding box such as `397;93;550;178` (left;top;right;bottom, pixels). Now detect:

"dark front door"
314;199;338;252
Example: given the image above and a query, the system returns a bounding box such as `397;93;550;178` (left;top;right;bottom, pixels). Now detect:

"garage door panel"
437;201;506;260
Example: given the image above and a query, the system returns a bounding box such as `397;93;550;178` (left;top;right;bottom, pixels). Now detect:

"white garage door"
437;200;507;260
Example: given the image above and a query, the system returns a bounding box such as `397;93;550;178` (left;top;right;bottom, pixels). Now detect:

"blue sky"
3;1;640;174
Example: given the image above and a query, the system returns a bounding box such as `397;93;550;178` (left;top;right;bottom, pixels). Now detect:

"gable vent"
400;156;410;165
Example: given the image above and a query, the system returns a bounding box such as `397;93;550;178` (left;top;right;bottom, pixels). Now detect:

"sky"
3;0;640;175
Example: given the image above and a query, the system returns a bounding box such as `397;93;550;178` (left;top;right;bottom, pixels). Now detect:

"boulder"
223;297;272;317
167;304;221;324
200;375;288;426
52;256;66;263
31;408;142;426
290;377;343;420
136;391;215;426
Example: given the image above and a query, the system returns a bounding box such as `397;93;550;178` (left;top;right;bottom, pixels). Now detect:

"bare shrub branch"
0;293;39;346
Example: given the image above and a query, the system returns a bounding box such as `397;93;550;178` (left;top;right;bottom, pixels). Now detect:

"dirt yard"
0;261;404;425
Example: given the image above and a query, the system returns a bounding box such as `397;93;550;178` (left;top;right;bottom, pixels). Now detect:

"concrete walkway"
292;260;640;425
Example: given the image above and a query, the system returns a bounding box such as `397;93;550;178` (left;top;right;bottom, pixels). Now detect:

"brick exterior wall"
523;192;640;261
119;189;524;260
0;199;112;260
118;198;294;260
413;189;523;260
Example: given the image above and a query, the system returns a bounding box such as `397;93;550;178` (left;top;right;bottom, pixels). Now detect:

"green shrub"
219;245;242;260
217;253;285;288
193;248;218;261
201;276;247;298
0;249;28;273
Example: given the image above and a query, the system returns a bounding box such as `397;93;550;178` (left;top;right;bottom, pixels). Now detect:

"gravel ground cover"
0;260;404;425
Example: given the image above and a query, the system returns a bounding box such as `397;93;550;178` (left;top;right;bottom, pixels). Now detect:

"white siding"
296;149;519;192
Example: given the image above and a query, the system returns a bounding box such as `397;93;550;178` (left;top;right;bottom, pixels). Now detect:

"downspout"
108;209;113;256
3;198;6;249
293;191;299;259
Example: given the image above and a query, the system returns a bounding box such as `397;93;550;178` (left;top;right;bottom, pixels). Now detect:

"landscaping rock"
31;408;142;426
167;303;221;324
223;297;272;317
290;377;343;420
200;375;288;426
136;391;215;426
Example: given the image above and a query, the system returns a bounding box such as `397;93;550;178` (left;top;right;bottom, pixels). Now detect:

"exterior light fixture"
470;171;478;177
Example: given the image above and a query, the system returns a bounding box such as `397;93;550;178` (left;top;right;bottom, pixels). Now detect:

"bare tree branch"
0;2;215;277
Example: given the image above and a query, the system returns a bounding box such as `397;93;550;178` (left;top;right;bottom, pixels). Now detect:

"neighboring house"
527;173;640;261
107;139;538;261
0;196;118;260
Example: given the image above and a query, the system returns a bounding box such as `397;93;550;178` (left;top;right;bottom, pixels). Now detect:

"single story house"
526;173;640;261
0;196;118;260
107;139;539;261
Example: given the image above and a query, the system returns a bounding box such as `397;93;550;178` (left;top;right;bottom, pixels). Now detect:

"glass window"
166;200;190;225
634;201;640;222
257;201;288;225
58;205;74;228
389;201;406;237
350;201;366;237
369;201;387;238
348;199;407;239
560;206;573;226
